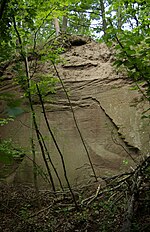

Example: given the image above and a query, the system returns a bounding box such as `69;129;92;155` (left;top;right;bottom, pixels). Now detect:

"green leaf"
0;139;25;164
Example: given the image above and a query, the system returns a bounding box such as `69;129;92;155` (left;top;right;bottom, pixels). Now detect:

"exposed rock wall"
0;40;149;188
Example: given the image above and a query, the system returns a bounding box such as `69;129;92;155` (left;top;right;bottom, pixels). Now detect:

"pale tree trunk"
54;18;60;36
117;5;122;29
100;0;107;35
62;16;67;33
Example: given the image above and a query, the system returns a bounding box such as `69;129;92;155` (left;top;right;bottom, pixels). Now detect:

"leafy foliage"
0;117;14;126
0;139;24;164
104;0;150;103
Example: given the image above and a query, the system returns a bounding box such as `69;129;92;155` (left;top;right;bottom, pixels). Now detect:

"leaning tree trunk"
62;16;67;33
54;18;60;36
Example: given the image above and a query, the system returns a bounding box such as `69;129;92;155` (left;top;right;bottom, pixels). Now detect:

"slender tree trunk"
0;0;8;19
100;0;107;35
25;57;56;192
54;18;60;36
31;134;41;208
13;16;56;192
36;83;78;209
62;16;67;33
52;63;98;182
117;4;122;30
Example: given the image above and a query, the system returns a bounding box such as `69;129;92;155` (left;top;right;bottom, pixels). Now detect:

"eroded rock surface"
0;40;149;187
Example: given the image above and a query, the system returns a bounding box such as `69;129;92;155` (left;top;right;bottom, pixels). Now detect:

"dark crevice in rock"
43;100;91;112
67;35;92;46
62;62;98;70
70;39;87;46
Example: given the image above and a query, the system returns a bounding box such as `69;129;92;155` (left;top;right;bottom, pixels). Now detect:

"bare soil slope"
0;38;149;187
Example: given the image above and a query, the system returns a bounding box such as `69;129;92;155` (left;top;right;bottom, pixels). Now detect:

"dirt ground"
0;168;149;232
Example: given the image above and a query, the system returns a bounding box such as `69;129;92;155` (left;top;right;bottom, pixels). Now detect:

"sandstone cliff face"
0;40;149;187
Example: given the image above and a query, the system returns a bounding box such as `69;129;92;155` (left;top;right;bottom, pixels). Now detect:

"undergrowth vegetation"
0;156;149;232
